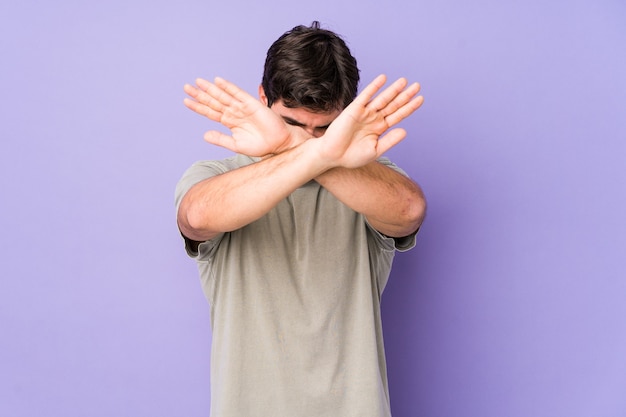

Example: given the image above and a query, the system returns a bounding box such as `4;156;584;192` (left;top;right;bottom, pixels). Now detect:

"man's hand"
317;74;424;169
183;77;294;156
183;74;423;166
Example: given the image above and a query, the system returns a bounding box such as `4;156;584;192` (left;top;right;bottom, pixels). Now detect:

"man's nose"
303;127;323;138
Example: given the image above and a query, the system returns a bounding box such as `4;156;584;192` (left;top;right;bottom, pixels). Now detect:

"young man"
175;22;426;417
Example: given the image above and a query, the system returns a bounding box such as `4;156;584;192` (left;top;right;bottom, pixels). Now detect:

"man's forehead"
272;101;340;127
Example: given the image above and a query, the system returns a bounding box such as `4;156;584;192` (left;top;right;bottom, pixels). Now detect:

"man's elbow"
402;193;427;235
177;200;218;242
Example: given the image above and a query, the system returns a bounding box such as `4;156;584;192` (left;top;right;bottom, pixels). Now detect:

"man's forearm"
315;162;426;237
178;139;332;242
178;74;425;241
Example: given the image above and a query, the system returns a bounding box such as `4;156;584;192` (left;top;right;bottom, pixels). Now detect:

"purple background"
2;1;625;416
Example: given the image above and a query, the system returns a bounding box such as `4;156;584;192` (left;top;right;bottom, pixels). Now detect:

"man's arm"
315;162;426;238
307;74;426;237
178;74;425;241
178;139;329;242
183;77;295;157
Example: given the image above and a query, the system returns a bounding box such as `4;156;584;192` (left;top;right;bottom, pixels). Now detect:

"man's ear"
258;85;268;106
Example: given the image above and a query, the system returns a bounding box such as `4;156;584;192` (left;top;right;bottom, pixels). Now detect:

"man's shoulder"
189;153;257;172
174;154;256;211
376;157;409;177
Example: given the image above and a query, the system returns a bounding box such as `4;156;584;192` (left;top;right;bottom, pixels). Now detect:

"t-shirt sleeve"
365;219;418;252
175;160;229;212
174;158;243;259
366;157;419;252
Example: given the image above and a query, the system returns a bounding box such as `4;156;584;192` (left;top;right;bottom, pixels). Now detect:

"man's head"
260;21;360;113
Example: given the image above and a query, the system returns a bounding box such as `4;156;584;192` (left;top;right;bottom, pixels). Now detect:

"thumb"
203;130;237;151
375;128;407;157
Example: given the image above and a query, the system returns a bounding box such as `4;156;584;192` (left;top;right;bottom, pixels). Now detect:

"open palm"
184;77;293;156
319;74;424;168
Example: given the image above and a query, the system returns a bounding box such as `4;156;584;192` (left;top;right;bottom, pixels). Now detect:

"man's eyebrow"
281;116;305;127
281;116;331;130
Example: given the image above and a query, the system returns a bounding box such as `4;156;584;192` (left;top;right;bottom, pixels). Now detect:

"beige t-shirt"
175;154;416;417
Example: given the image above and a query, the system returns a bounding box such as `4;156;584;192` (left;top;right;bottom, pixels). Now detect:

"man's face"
270;100;341;138
259;86;341;139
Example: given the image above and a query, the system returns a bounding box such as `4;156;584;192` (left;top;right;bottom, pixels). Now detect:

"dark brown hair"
261;21;360;112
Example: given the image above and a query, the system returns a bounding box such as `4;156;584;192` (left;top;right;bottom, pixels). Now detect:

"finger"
379;82;421;117
184;82;222;113
214;77;256;104
375;127;407;156
184;97;224;122
183;83;199;98
352;74;387;106
196;78;237;109
385;95;424;126
196;81;247;117
367;77;409;111
190;77;211;92
203;130;237;151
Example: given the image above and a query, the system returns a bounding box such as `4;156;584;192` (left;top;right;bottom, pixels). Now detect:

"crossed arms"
177;75;427;242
